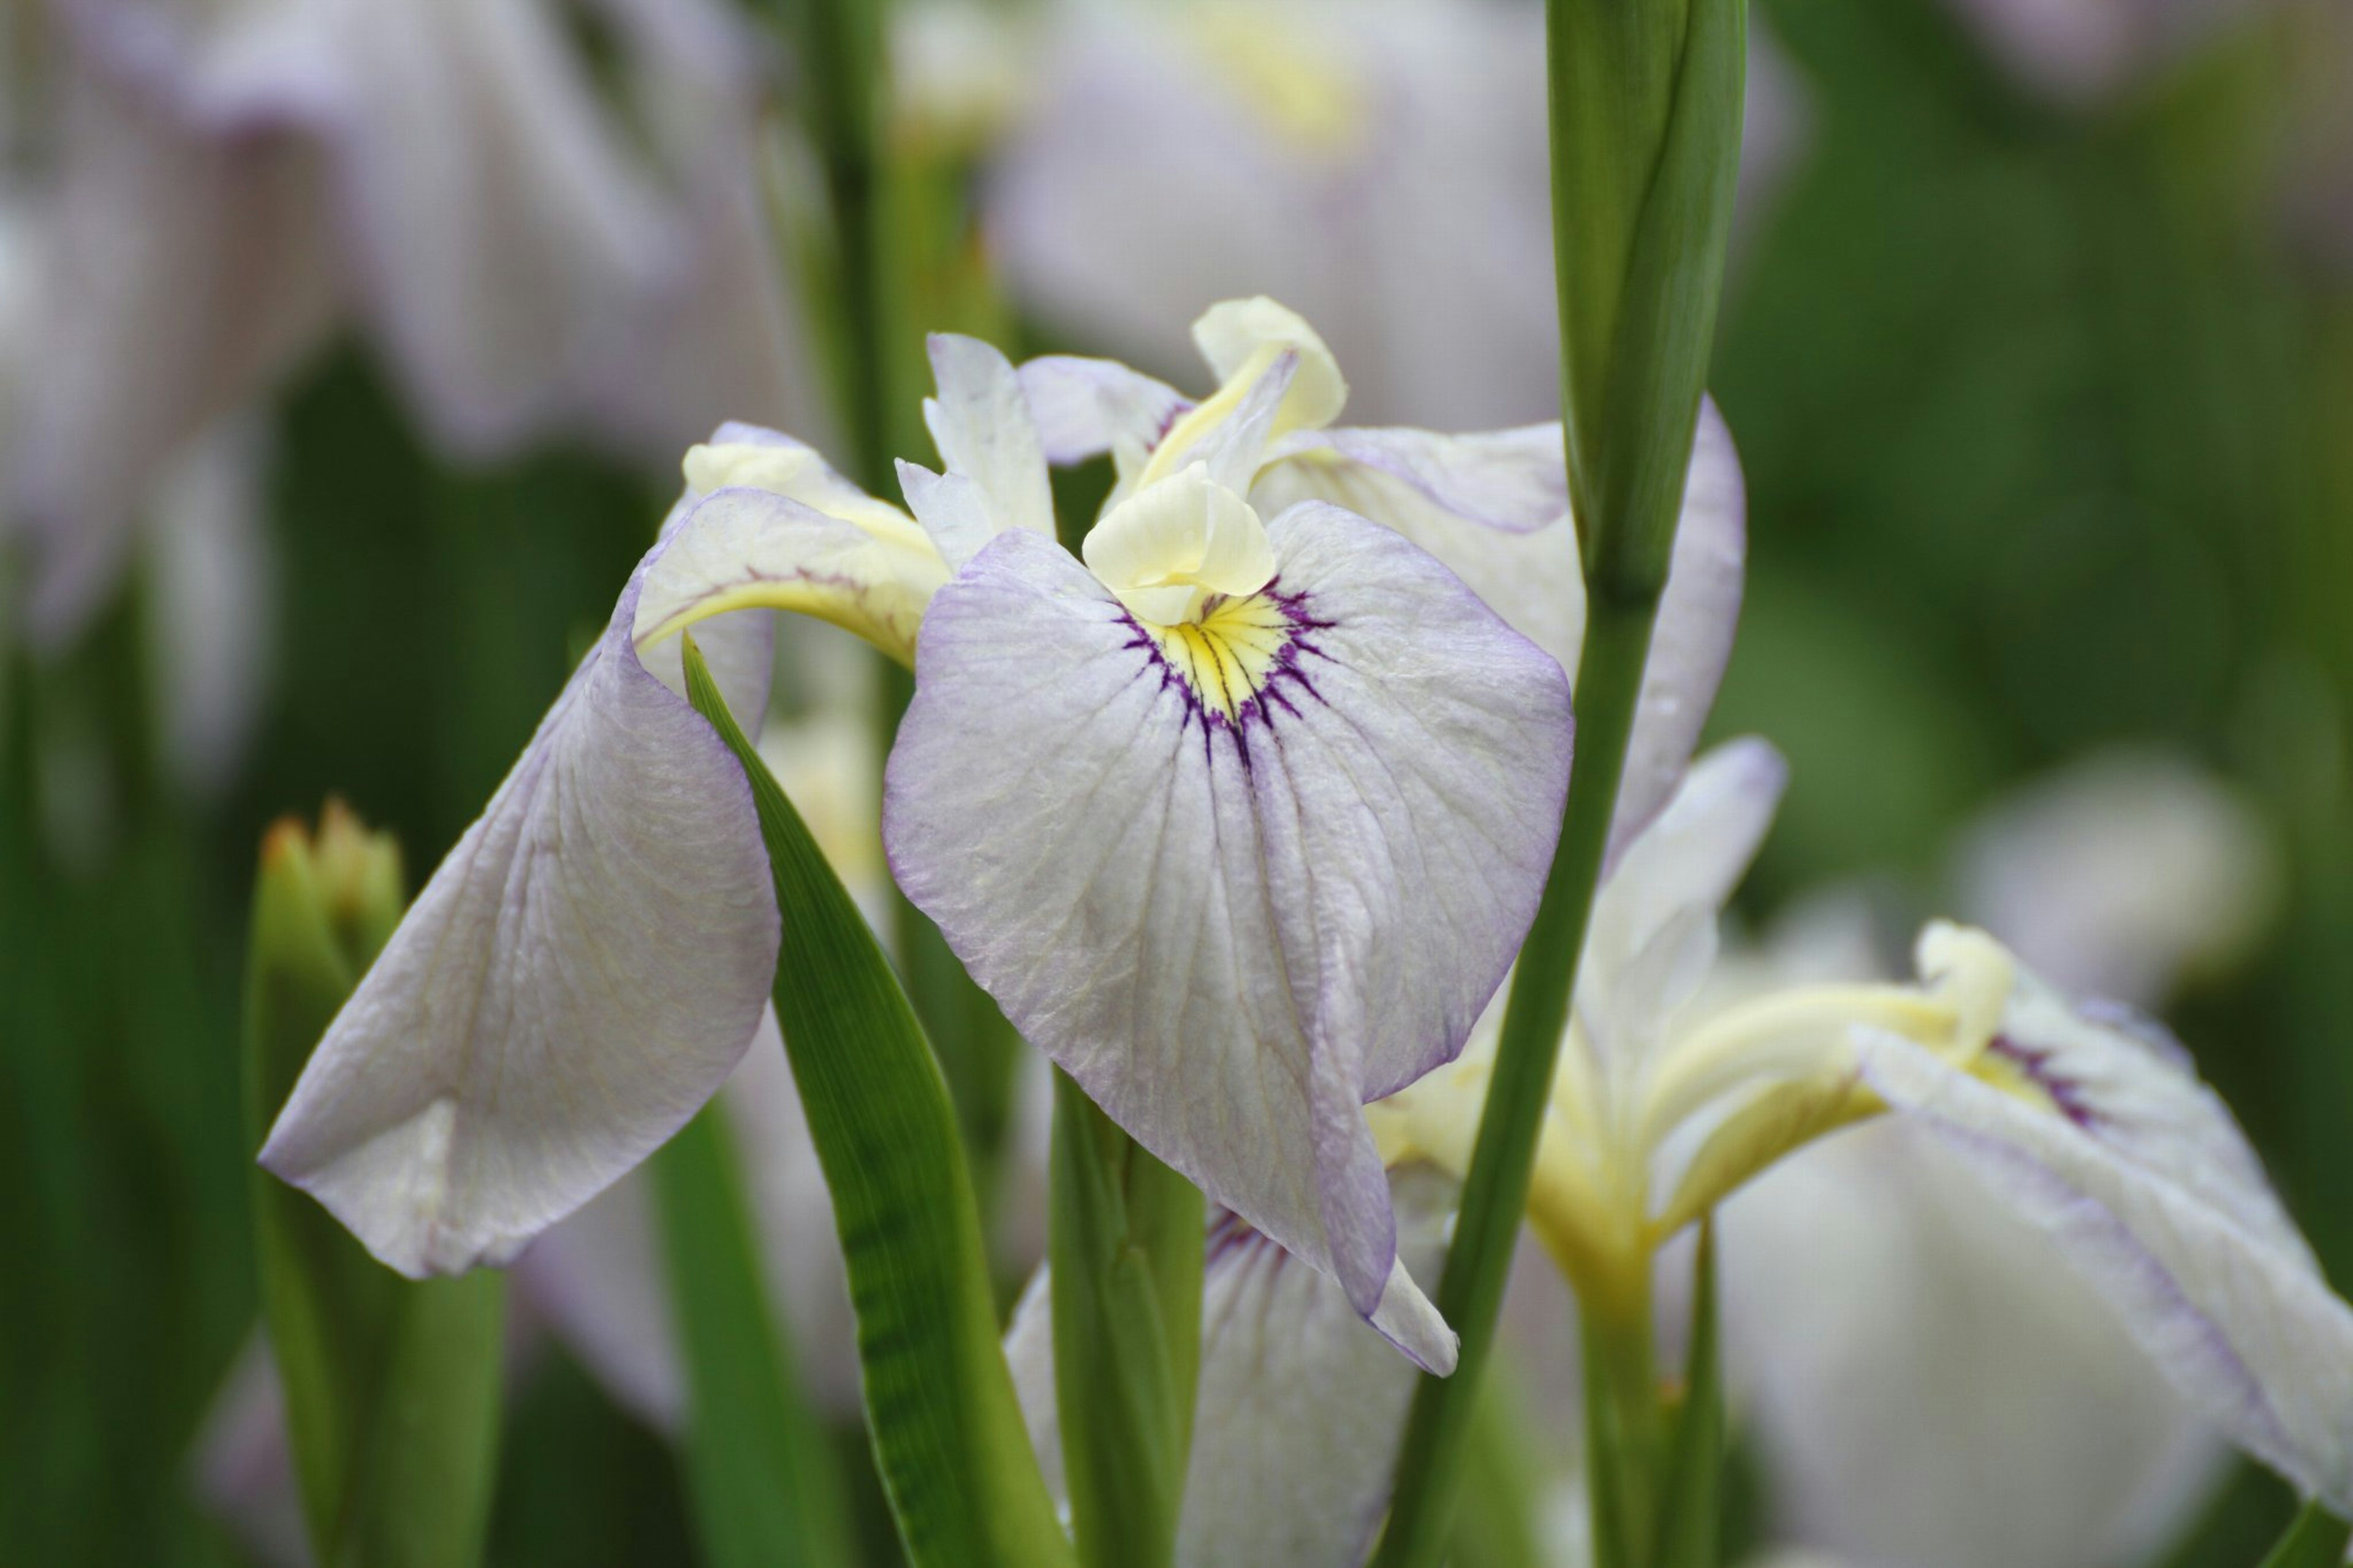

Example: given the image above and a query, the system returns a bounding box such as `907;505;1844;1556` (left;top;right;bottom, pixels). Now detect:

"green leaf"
1650;1219;1724;1568
1048;1068;1203;1568
681;634;1075;1568
651;1098;854;1568
2257;1501;2353;1568
243;806;504;1568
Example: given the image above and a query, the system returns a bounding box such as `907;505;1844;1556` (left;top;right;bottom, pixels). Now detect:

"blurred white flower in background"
9;0;823;642
1953;748;2278;1007
977;0;1809;430
1721;749;2279;1568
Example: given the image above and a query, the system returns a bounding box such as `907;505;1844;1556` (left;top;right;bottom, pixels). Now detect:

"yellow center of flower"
1154;591;1292;722
1081;463;1295;723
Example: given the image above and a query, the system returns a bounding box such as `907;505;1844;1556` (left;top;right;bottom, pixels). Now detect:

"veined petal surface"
1580;738;1787;1071
638;486;947;669
1610;398;1748;854
886;504;1572;1368
920;333;1056;556
1859;960;2353;1513
1004;1165;1460;1566
1247;425;1583;679
1016;354;1192;464
260;560;779;1277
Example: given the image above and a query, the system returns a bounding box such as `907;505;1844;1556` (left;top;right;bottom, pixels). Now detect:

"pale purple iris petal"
1246;399;1745;844
1859;982;2353;1513
1264;423;1570;534
1015;354;1194;465
260;555;779;1278
885;504;1572;1369
514;1008;860;1425
1244;423;1584;681
1004;1165;1460;1566
1722;1119;2224;1568
1581;739;1788;1066
1609;398;1748;858
919;333;1057;552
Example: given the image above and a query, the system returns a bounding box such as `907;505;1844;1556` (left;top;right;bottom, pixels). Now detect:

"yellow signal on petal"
1154;592;1292;723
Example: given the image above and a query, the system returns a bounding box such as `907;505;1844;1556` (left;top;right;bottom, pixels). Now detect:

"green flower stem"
1048;1069;1204;1568
1371;595;1658;1568
1374;0;1745;1553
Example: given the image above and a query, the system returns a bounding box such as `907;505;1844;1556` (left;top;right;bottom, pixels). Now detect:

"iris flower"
260;299;1583;1369
1010;737;2353;1561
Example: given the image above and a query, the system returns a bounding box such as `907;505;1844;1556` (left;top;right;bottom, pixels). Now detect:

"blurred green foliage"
3;0;2349;1560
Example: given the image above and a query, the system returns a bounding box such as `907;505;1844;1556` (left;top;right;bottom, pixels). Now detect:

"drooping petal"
1609;397;1748;855
1016;354;1192;465
1579;738;1787;1071
513;1007;860;1423
886;504;1573;1367
260;558;780;1278
1004;1165;1460;1567
511;1168;684;1431
1857;948;2353;1513
1722;1119;2224;1568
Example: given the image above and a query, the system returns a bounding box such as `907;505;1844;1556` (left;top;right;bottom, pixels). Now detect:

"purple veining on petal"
1112;575;1338;774
1987;1033;2101;1131
1204;1205;1264;1268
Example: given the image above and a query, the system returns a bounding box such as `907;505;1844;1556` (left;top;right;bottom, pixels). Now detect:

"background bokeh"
2;0;2347;1562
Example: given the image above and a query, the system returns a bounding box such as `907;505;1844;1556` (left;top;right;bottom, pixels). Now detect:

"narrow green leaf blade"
1651;1219;1724;1568
1049;1069;1203;1568
653;1099;854;1568
2259;1501;2353;1568
681;634;1074;1568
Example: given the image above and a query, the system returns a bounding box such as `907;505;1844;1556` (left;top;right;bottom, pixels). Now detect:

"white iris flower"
258;299;1615;1373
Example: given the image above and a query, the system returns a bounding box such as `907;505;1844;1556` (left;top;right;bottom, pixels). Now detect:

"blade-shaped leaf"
652;1098;854;1568
1651;1219;1724;1568
681;634;1074;1568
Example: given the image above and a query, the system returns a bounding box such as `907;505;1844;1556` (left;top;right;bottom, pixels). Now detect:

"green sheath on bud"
244;801;505;1568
